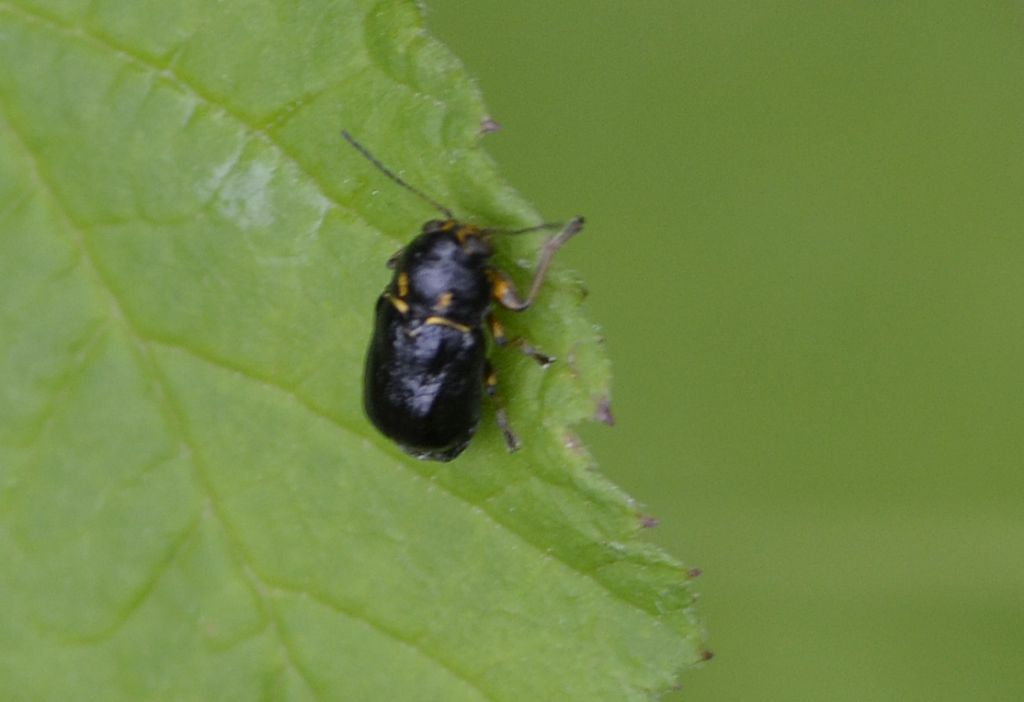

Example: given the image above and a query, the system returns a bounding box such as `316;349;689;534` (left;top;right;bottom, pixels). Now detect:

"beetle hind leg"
484;360;521;452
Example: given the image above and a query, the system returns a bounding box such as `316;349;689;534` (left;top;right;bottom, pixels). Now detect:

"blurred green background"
428;2;1023;700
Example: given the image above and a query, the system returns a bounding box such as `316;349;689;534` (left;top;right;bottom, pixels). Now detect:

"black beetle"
343;131;584;462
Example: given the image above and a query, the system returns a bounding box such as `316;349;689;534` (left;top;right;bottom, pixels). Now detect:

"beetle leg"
489;268;527;310
490;216;585;311
487;313;554;367
386;247;405;269
484;360;521;452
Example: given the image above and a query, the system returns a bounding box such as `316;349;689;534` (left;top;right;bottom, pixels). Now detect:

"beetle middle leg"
487;313;553;367
484;359;521;452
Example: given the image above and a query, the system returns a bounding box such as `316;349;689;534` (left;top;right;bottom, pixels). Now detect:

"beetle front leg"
484;359;521;452
487;313;554;367
489;216;584;311
386;247;405;269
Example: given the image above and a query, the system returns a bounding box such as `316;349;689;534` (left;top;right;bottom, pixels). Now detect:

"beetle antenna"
342;131;455;219
482;222;563;236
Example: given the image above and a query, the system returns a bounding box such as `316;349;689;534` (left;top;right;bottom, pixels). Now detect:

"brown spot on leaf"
480;116;502;134
594;396;615;425
638;515;660;529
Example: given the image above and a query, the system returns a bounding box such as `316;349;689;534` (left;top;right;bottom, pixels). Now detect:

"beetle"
343;131;584;462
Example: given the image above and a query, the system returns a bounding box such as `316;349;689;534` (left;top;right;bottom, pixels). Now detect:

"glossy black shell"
363;222;494;461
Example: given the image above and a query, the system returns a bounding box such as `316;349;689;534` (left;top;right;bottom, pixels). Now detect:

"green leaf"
0;0;705;699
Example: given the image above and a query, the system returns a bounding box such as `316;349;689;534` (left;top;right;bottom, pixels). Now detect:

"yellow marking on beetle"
488;315;507;343
485;370;498;387
424;316;471;333
384;293;409;314
397;272;410;297
435;291;454;311
439;219;456;231
455;224;483;243
491;277;511;303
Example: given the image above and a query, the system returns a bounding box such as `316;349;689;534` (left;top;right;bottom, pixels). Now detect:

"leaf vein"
0;95;324;699
0;1;401;243
141;335;678;622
